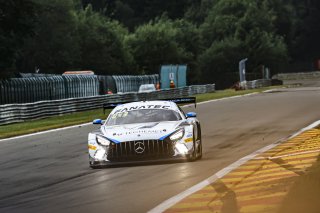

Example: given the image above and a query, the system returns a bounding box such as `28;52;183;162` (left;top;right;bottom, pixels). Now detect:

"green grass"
0;109;111;139
195;87;276;103
0;86;282;139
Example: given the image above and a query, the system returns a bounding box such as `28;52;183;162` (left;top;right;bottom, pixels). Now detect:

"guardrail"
272;71;320;80
0;84;215;125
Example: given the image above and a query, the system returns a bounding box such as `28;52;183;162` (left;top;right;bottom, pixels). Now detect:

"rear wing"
103;102;127;114
161;97;196;108
103;97;196;114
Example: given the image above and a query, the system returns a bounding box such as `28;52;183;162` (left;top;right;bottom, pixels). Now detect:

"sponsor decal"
113;129;164;136
89;140;96;145
114;105;171;113
184;138;193;143
186;133;193;138
88;145;97;150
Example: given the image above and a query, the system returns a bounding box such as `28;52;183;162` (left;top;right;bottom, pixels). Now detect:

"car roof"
139;84;155;87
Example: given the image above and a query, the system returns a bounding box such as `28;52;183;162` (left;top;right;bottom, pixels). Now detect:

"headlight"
96;135;111;146
175;143;189;154
170;129;184;141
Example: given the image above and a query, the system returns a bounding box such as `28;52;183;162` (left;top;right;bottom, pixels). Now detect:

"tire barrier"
0;84;215;125
246;79;271;89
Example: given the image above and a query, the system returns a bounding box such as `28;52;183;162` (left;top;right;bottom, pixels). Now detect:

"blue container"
160;65;187;89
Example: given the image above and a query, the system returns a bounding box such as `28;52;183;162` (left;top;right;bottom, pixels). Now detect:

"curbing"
148;120;320;213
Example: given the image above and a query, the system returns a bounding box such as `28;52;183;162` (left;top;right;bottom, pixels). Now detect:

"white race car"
88;98;202;168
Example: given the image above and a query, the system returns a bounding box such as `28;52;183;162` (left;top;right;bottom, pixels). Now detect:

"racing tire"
196;140;202;160
90;165;102;169
89;156;102;169
196;128;202;160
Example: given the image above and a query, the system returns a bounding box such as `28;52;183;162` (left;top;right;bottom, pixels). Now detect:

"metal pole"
239;58;248;82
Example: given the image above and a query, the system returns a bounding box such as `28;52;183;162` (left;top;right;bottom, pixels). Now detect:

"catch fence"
0;75;99;105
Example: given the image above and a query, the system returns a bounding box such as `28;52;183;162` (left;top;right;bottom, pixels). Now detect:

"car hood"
100;121;181;143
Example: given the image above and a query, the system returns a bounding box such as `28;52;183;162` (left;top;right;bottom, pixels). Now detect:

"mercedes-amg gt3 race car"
88;97;202;168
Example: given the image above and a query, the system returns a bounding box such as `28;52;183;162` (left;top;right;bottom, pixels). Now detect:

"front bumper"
89;154;189;167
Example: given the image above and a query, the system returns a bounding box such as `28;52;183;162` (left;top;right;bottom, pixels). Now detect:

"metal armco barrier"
0;76;99;105
272;71;320;80
0;84;215;125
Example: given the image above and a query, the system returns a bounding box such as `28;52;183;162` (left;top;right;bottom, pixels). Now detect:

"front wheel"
89;155;102;169
90;165;102;169
186;146;196;161
196;140;202;160
196;128;202;160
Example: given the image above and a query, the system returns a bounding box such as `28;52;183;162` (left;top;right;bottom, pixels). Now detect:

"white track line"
182;92;259;108
0;123;91;142
1;91;260;142
148;120;320;213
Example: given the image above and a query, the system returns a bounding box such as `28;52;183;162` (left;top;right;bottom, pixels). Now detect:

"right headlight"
96;135;111;146
170;129;185;141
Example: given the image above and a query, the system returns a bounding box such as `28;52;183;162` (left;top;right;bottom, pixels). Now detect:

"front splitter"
89;155;189;168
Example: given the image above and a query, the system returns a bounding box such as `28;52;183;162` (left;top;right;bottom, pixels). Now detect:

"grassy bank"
0;87;280;139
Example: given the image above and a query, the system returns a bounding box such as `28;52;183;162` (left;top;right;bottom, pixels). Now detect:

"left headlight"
170;129;185;141
96;135;111;146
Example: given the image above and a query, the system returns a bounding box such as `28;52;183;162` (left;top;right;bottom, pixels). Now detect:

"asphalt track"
1;86;320;213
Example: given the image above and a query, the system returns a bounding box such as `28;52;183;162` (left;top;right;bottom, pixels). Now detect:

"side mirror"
93;119;103;125
186;112;197;118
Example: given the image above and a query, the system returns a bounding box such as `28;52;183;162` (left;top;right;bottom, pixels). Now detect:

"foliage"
0;0;38;78
82;0;191;30
0;0;319;87
199;38;242;88
125;16;190;74
198;0;288;86
76;5;134;75
17;0;79;74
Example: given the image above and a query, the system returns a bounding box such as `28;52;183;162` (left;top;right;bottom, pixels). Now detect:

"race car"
88;97;202;168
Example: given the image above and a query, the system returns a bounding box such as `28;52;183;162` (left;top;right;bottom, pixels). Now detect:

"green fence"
0;75;99;105
112;75;159;93
0;74;160;105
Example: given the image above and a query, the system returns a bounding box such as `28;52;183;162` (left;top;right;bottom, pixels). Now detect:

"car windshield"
139;84;155;92
106;109;182;125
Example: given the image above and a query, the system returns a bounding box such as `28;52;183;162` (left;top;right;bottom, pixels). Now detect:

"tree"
82;0;191;31
18;0;80;74
76;5;135;75
173;19;202;84
184;0;217;25
199;38;243;88
198;0;288;85
0;0;37;78
289;0;320;62
125;16;190;74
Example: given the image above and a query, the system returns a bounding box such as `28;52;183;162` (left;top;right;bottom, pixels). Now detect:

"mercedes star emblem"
134;141;145;154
